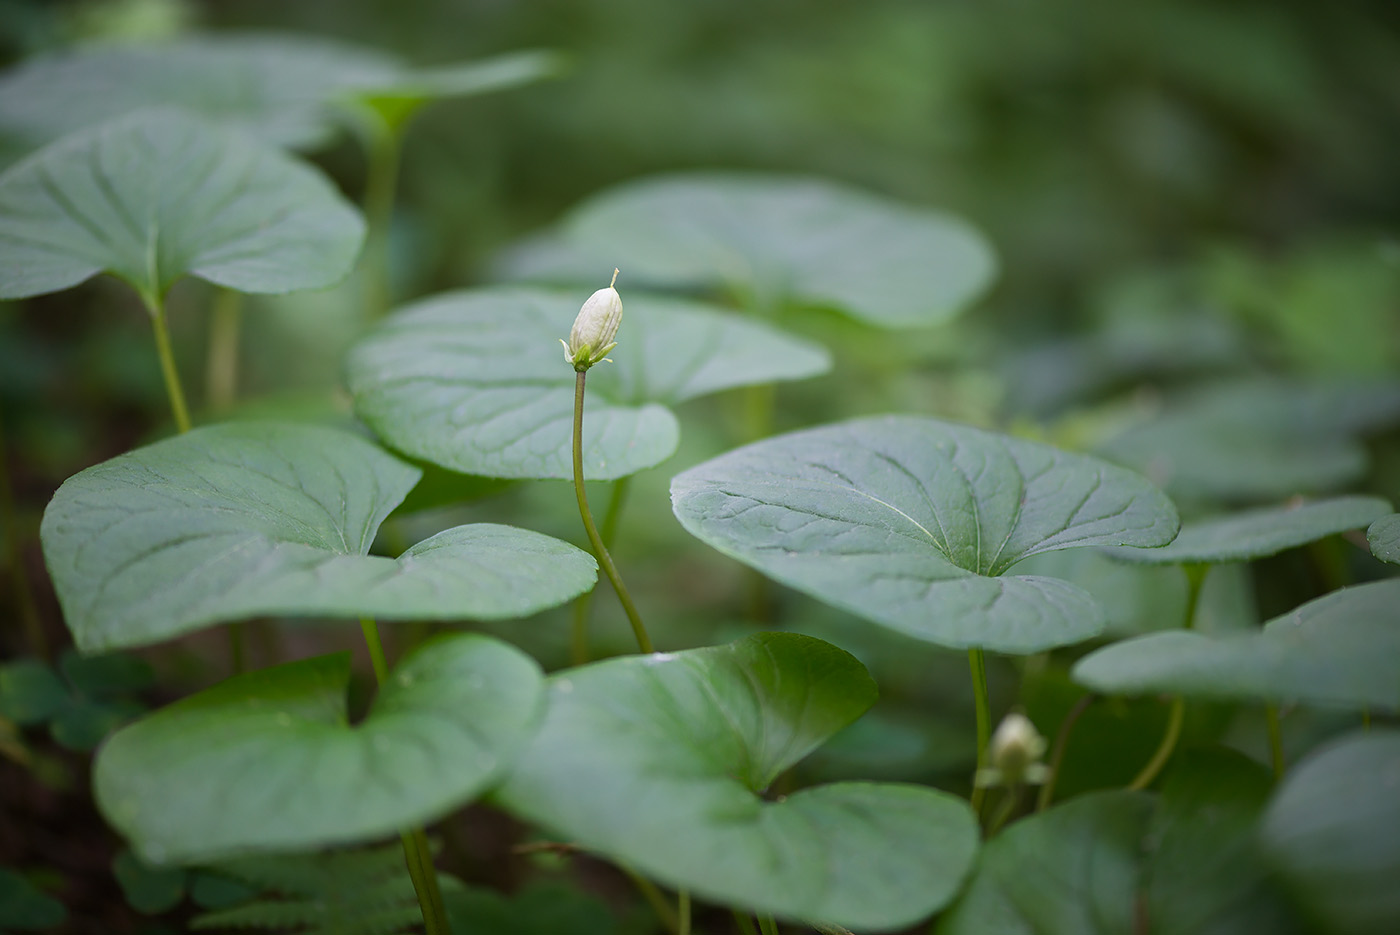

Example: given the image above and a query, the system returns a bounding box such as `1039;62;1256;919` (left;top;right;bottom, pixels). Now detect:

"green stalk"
1036;693;1095;812
569;476;633;665
677;890;691;935
572;371;653;654
146;293;191;434
1128;697;1184;791
986;785;1021;836
205;287;242;412
1127;563;1210;792
360;617;451;935
1264;705;1285;780
758;914;780;935
621;866;679;934
968;647;991;813
732;911;759;935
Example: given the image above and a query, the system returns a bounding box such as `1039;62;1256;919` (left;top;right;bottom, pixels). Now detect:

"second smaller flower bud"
563;269;623;372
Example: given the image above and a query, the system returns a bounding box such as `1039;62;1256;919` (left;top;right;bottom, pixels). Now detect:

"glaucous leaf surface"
1095;379;1400;502
1103;495;1390;564
1261;731;1400;935
562;173;997;327
1072;578;1400;710
0;110;365;304
96;634;543;865
346;286;830;480
939;760;1300;935
40;421;596;652
1369;514;1400;564
496;633;979;930
937;791;1151;935
0;37;560;154
670;416;1180;653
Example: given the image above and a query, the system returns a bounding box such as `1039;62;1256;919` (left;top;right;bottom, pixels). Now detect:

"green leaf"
113;849;187;915
936;791;1152;935
347;286;830;480
59;650;154;699
0;661;68;725
0;35;397;151
0;869;67;930
348;50;566;132
191;842;421;935
1145;751;1303;935
939;761;1301;935
0;109;365;305
1369;514;1400;564
1105;495;1390;564
50;698;144;751
562;173;997;327
1095;379;1400;502
40;420;597;652
496;632;979;930
1072;578;1400;710
671;416;1180;653
95;633;544;864
442;881;622;935
1261;730;1400;935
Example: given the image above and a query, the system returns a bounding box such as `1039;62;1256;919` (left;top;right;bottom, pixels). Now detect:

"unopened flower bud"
562;269;623;371
976;712;1050;787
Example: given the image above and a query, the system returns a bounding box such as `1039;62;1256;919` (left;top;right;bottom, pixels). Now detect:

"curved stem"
968;647;991;813
205;287;242;412
1037;693;1096;812
1128;697;1184;791
1264;705;1285;780
621;866;678;934
359;617;451;935
986;785;1021;836
573;371;653;654
677;890;691;935
732;911;759;935
147;294;191;434
758;915;780;935
569;476;633;665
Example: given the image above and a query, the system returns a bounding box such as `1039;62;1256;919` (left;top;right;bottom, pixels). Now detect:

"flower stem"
1036;693;1096;812
1128;697;1184;791
732;911;759;935
1265;704;1285;780
205;287;242;412
569;476;633;665
968;647;991;813
359;617;451;935
621;866;678;934
758;914;780;935
677;890;691;935
146;293;191;434
572;371;653;654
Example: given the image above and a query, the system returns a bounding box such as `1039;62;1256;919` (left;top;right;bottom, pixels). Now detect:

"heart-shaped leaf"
0;35;396;151
40;421;597;652
95;633;543;865
0;109;365;305
671;416;1180;653
347;286;830;480
1095;379;1400;502
1072;578;1400;711
1104;495;1390;565
1369;514;1400;564
495;633;979;930
560;173;997;327
939;756;1302;935
1260;730;1400;935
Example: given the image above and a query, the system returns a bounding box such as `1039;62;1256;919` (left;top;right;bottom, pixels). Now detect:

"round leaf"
113;849;187;914
0;660;69;725
0;109;365;304
1261;731;1400;935
1105;495;1390;565
0;869;67;929
41;421;597;652
671;416;1180;653
96;633;544;865
0;35;396;151
1072;578;1400;710
496;633;978;930
1369;514;1400;564
563;173;997;327
347;286;830;480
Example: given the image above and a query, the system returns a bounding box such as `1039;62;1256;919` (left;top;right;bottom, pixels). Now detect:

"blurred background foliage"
2;0;1399;931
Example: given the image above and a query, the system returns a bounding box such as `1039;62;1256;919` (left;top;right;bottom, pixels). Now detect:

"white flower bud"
976;712;1050;788
562;269;623;371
